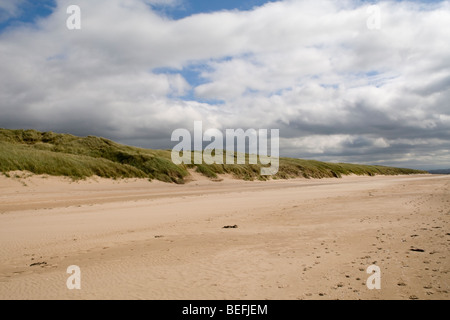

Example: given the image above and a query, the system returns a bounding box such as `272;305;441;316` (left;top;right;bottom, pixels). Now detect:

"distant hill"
428;169;450;174
0;128;427;183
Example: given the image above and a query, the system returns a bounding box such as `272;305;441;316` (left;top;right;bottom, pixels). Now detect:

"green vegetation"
0;128;426;183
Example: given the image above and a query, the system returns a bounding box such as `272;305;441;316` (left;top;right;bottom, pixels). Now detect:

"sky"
0;0;449;170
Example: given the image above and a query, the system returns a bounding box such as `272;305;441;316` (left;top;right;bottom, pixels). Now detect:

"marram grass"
0;128;426;183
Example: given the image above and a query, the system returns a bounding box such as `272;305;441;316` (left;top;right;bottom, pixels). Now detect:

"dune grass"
0;128;426;183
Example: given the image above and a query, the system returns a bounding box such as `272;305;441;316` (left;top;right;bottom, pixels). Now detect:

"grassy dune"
0;128;426;183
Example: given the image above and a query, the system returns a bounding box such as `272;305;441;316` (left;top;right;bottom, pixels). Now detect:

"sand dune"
0;173;448;300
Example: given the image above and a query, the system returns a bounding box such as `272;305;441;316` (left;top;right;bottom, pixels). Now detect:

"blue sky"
153;0;280;19
0;0;55;31
0;0;449;169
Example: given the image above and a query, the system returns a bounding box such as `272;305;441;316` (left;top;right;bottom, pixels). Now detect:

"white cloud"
373;138;389;148
0;0;449;169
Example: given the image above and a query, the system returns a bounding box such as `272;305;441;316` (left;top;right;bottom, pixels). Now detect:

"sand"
0;172;448;300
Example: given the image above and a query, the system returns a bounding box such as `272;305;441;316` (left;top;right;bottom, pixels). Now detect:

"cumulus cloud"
0;0;449;169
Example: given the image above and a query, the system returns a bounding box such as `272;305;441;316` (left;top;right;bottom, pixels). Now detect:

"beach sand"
0;172;448;300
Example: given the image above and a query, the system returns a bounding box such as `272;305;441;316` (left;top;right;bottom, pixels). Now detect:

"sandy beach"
0;173;448;300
